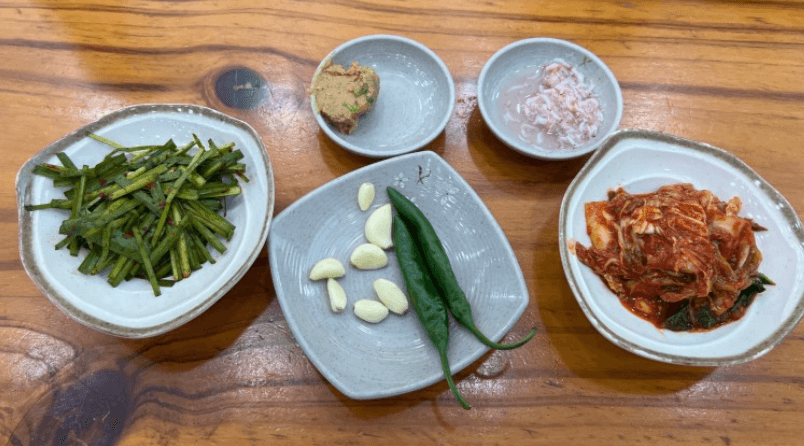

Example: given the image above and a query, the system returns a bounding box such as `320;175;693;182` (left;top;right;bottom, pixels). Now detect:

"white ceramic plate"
559;129;804;365
310;34;455;158
16;104;275;338
268;151;530;399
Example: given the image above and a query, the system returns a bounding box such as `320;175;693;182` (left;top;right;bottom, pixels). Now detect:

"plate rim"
268;150;531;399
558;128;804;366
16;103;276;338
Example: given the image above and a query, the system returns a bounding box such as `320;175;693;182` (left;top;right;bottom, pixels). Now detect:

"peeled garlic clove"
350;243;388;270
326;278;347;313
357;182;375;211
353;299;389;323
364;203;393;249
373;278;409;315
309;257;346;280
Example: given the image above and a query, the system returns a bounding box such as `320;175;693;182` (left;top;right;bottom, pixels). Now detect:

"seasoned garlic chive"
23;133;247;296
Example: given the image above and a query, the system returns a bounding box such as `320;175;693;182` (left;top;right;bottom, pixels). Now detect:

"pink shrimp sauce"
498;59;603;150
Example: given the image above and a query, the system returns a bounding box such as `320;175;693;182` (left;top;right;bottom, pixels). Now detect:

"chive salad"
24;133;248;296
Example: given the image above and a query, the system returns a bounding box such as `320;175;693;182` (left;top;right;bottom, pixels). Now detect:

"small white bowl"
478;38;623;160
310;34;455;158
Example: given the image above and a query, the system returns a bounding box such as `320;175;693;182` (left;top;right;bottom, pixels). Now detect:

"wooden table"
2;1;803;445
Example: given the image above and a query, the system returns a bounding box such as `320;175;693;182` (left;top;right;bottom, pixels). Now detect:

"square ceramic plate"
559;129;804;365
268;151;530;399
16;104;275;338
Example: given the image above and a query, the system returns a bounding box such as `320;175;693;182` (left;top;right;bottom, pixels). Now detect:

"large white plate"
268;151;531;399
559;129;804;365
16;104;275;338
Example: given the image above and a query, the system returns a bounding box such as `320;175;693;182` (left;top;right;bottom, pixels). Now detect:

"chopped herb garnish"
343;102;360;114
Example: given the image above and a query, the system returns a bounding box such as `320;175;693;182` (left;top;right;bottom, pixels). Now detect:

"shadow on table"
8;248;277;446
120;246;277;369
463;102;590;185
331;348;495;427
315;127;448;174
529;219;716;394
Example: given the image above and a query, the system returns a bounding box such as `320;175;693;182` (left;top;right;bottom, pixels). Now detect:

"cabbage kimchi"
572;183;771;331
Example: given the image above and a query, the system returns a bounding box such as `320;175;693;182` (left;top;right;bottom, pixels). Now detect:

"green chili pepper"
387;187;536;350
393;214;471;410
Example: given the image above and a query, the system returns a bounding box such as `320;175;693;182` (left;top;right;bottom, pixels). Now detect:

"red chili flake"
159;201;166;209
146;181;155;190
99;177;107;186
166;217;174;226
99;192;108;199
123;231;134;238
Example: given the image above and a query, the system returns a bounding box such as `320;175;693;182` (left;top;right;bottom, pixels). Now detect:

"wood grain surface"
2;1;804;445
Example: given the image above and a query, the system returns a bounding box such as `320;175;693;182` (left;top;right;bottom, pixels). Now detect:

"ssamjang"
312;61;380;134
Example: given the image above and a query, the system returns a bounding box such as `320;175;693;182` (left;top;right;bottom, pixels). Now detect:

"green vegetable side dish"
24;133;248;296
387;187;537;350
392;214;470;410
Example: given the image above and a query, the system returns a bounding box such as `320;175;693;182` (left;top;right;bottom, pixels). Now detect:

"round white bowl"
478;38;623;160
310;34;455;158
16;104;275;338
559;130;804;366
